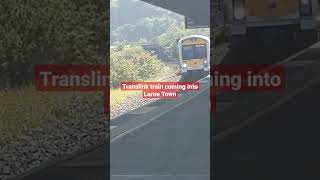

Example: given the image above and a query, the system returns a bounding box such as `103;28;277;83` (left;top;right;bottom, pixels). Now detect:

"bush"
0;0;108;87
110;46;166;88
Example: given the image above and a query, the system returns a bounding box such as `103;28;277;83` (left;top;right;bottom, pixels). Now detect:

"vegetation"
110;46;175;88
0;1;107;138
0;0;108;87
111;14;183;45
111;89;139;108
109;46;175;109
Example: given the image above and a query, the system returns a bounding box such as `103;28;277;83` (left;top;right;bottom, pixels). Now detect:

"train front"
178;35;210;77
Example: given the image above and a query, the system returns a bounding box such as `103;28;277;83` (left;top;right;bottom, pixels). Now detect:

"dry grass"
0;86;98;139
110;89;140;108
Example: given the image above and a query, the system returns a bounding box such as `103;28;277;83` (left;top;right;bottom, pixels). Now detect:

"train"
221;0;320;61
177;35;210;78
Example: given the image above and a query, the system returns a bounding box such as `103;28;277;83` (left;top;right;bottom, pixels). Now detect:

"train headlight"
300;0;312;16
183;63;187;68
204;60;209;67
233;0;246;20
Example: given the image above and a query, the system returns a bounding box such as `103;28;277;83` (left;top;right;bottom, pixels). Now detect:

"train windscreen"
182;45;194;59
182;44;207;59
195;44;207;58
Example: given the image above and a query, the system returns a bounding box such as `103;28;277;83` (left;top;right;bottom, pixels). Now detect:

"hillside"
111;0;182;29
111;0;184;45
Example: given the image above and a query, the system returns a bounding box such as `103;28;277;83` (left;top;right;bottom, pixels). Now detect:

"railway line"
6;40;320;180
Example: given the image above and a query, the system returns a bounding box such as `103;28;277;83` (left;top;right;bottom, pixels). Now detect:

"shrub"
0;0;108;87
110;46;166;88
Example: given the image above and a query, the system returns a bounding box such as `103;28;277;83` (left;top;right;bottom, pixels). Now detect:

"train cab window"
182;45;194;59
182;44;207;60
194;44;207;59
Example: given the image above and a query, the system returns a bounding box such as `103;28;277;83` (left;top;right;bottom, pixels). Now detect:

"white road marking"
110;126;118;130
128;106;157;115
284;60;315;67
277;42;319;65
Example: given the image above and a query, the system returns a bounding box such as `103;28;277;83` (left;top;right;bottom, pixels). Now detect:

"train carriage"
177;35;210;77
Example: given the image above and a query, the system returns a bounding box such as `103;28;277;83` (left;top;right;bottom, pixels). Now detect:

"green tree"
110;46;165;88
111;14;183;45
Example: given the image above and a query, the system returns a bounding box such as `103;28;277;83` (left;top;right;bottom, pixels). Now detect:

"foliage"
0;0;108;87
110;46;169;88
110;88;139;108
111;14;182;45
110;0;176;30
